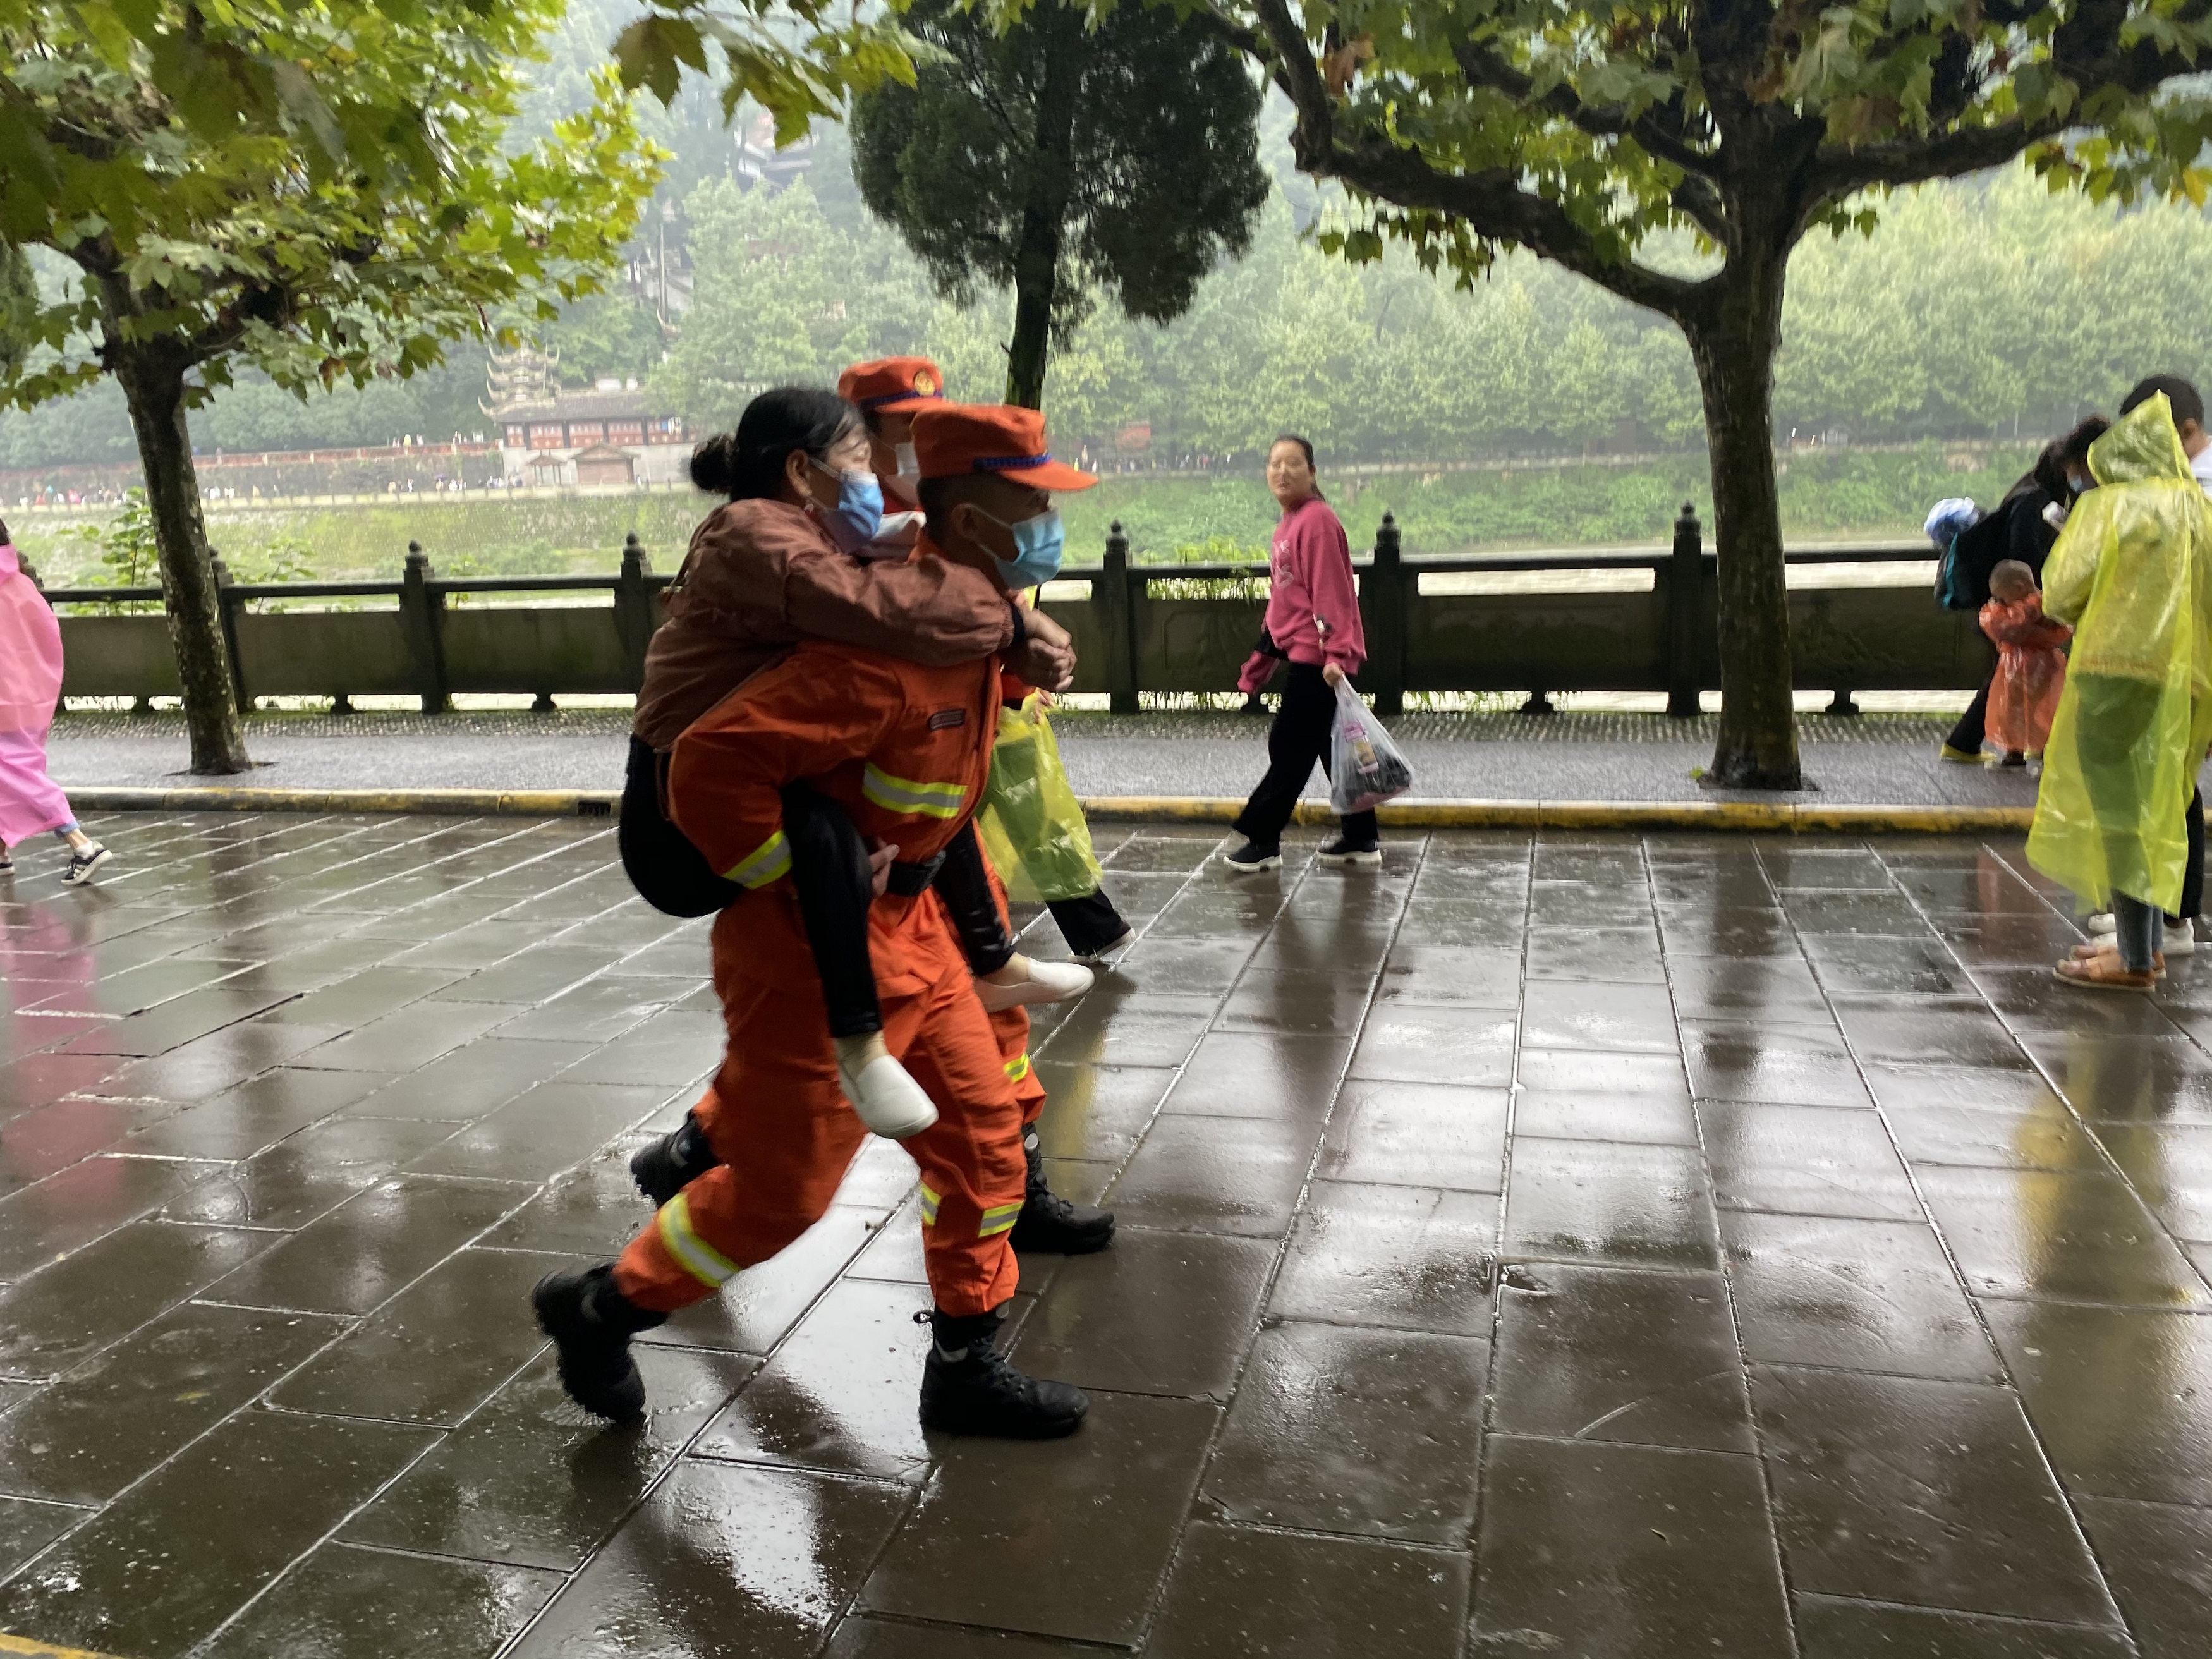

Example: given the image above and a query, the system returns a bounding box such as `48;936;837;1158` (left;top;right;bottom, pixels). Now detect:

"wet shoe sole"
1009;1214;1116;1255
1317;849;1383;866
1222;854;1282;873
919;1401;1089;1439
2051;964;2156;993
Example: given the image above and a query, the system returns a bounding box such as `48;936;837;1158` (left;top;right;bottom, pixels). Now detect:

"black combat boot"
533;1263;667;1422
1007;1129;1115;1254
917;1305;1088;1438
629;1109;720;1207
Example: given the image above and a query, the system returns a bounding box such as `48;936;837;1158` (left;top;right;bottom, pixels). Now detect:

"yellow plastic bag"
2028;395;2212;913
977;696;1103;904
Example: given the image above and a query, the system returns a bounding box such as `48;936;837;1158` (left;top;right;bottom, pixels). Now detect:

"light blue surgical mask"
810;460;884;554
977;506;1066;590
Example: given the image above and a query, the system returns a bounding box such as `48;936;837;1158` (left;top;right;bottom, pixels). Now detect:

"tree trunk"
1686;249;1800;790
1003;6;1081;410
111;341;251;774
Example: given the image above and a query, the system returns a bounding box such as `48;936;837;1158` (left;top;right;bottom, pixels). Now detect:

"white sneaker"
836;1053;939;1139
976;956;1094;1012
1073;928;1134;966
2090;912;2199;954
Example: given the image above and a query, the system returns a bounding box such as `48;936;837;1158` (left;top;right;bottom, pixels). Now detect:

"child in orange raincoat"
1980;559;2072;764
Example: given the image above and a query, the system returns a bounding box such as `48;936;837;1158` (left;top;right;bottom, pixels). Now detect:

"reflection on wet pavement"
0;814;2205;1656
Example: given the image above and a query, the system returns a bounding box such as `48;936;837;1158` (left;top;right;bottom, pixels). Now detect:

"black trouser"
1045;888;1129;956
1232;662;1380;848
1945;633;2000;753
2175;786;2204;924
781;786;1015;1038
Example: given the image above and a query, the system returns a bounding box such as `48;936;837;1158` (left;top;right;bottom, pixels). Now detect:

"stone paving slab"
0;811;2206;1656
44;709;2071;807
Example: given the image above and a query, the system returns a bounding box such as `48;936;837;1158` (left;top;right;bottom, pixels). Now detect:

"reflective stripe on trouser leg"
613;978;866;1314
985;1002;1047;1129
655;1191;739;1289
892;963;1029;1317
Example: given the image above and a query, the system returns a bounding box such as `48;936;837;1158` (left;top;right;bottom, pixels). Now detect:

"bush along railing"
37;516;1979;712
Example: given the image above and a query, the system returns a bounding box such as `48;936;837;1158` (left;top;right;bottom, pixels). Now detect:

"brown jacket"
632;498;1013;751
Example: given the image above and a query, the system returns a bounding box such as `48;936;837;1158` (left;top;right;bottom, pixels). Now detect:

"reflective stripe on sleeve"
657;1191;740;1288
918;1182;942;1227
978;1201;1023;1237
862;763;968;820
1003;1052;1031;1083
722;829;793;889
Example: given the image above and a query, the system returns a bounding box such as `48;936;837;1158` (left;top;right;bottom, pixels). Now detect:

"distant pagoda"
483;341;561;416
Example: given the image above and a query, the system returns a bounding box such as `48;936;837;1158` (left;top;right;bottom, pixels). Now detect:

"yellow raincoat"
2027;394;2212;914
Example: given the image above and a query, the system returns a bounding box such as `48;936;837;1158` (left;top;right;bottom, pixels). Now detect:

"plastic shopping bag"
1329;680;1413;815
976;696;1105;904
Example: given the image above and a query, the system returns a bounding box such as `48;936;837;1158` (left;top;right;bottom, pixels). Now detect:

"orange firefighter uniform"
612;631;1027;1318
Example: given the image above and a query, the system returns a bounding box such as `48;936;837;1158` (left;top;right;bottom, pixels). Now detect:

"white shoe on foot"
836;1052;939;1139
1073;928;1134;966
976;955;1094;1012
2089;912;2198;954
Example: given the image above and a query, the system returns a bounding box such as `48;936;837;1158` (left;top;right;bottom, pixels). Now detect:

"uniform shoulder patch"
927;708;966;731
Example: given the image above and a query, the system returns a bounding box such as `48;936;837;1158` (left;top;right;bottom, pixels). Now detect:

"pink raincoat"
0;543;74;848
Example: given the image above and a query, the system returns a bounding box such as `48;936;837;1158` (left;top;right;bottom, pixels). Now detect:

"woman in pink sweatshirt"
1225;436;1377;870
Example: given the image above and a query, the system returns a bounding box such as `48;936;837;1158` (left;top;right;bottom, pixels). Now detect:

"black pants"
1232;662;1380;848
2175;786;2204;924
1045;888;1129;956
1945;633;2000;753
781;787;1015;1038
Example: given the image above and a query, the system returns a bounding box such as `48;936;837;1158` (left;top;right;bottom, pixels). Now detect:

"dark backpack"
619;738;743;917
1935;507;2012;611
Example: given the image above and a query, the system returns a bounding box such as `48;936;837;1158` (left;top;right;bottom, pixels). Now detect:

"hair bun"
690;434;742;495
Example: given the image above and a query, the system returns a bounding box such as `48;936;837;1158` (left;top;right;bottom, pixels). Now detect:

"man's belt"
885;851;946;897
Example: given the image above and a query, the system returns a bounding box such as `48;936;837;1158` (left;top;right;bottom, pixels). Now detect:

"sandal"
2067;939;2168;976
2055;952;2159;992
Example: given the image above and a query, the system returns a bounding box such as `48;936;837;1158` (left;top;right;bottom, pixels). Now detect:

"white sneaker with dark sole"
61;846;111;887
1222;844;1282;873
1317;841;1383;866
1073;929;1134;966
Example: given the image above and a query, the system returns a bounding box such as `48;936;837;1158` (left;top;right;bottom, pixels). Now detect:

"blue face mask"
980;507;1066;590
811;461;884;554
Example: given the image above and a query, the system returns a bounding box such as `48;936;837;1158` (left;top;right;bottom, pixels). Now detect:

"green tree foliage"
1189;0;2212;787
645;163;2206;465
1;0;660;771
848;0;1267;408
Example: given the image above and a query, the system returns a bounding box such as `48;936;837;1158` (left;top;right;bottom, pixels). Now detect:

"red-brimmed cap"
911;403;1097;491
837;357;945;415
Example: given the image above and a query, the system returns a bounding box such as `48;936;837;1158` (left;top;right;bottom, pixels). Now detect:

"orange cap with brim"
838;357;945;415
911;403;1098;491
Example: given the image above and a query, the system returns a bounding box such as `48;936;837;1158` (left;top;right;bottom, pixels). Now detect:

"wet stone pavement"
0;814;2206;1658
